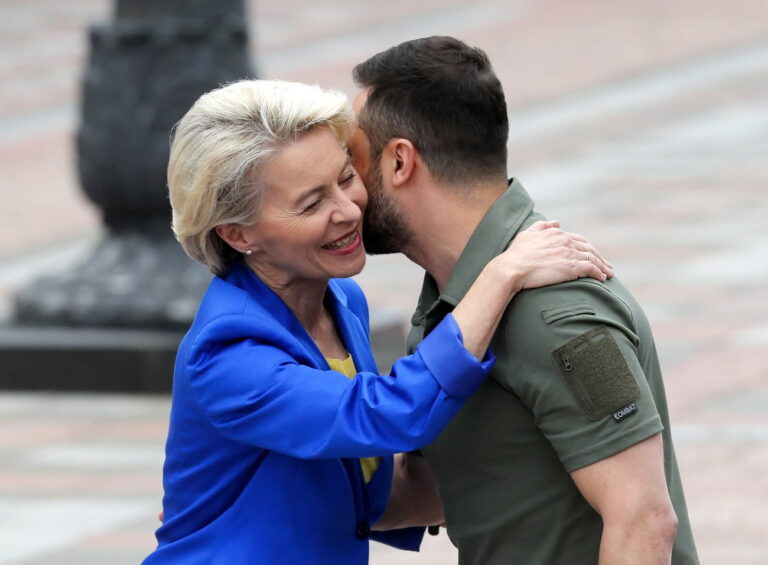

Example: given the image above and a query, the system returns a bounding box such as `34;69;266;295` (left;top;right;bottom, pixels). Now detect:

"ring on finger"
584;252;591;262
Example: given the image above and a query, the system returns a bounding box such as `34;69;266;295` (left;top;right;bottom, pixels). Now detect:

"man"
349;36;698;564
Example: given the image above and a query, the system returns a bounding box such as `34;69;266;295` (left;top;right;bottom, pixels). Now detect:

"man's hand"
570;433;678;564
373;453;444;531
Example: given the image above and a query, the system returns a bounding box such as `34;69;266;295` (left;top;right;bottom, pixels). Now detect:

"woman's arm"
185;222;610;458
452;220;613;359
186;312;492;458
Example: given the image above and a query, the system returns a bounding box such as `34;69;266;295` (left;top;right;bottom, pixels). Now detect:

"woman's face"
240;126;368;287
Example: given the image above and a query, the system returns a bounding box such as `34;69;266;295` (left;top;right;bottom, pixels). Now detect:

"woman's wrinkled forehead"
256;127;352;207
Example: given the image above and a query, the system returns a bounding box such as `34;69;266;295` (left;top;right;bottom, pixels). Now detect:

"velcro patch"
552;327;641;421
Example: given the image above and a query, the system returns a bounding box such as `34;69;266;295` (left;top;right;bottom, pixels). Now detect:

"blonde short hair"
168;79;355;275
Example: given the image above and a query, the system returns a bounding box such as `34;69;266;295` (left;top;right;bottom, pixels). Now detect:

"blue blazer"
144;260;493;564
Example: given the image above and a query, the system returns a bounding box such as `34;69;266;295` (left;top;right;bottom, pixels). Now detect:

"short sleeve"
495;280;663;472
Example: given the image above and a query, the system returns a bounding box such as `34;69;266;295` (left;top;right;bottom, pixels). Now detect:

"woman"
144;79;611;564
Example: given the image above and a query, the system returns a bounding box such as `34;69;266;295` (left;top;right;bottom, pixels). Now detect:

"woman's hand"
492;220;613;293
452;220;613;360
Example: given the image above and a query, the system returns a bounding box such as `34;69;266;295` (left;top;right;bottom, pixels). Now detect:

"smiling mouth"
322;229;359;250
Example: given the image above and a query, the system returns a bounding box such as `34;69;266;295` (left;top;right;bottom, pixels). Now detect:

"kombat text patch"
552;327;641;421
612;402;639;423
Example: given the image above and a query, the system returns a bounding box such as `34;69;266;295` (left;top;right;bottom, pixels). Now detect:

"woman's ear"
384;138;417;188
215;224;259;255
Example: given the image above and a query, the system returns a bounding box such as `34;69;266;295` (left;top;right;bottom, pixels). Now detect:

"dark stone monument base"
0;326;182;393
0;311;405;393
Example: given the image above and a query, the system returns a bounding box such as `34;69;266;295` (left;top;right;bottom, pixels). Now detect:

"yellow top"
326;354;382;483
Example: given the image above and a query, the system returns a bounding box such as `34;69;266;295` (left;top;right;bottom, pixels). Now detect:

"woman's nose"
331;191;362;225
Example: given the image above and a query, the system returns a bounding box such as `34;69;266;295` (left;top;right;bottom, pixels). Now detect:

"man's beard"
362;162;414;255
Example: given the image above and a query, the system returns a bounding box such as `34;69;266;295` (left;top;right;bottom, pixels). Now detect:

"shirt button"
355;521;370;539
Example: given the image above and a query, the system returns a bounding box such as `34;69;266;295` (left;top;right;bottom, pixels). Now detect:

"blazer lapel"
229;261;329;370
230;263;377;374
327;282;378;375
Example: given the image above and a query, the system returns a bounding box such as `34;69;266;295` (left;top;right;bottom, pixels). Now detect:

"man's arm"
570;433;678;564
373;453;444;530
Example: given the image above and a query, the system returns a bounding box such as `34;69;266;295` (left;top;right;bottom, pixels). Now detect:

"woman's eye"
340;172;356;186
303;200;322;213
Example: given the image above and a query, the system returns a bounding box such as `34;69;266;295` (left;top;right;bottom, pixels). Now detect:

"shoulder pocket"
552;326;641;420
541;302;595;324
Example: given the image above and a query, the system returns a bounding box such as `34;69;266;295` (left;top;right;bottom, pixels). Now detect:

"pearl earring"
244;249;253;256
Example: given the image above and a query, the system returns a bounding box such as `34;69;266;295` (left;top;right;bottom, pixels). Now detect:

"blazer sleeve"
184;312;494;459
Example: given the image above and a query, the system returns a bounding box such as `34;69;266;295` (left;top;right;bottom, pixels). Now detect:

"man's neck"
404;180;507;291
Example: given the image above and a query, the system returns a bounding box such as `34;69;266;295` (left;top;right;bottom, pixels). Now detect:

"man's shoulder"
512;276;635;318
494;276;644;359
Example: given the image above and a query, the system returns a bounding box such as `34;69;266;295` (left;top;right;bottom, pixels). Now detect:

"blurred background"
1;0;767;563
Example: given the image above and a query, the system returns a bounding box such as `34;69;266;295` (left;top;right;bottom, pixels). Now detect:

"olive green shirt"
407;180;698;564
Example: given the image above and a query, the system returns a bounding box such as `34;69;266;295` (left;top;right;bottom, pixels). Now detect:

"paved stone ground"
1;0;767;563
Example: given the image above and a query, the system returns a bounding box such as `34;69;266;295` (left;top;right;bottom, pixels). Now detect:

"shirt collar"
412;178;538;326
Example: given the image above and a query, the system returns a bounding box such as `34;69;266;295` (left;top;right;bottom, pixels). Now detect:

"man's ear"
215;223;260;254
384;138;417;188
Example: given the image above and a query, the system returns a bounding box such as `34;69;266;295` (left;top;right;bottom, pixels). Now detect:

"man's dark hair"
353;36;509;188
